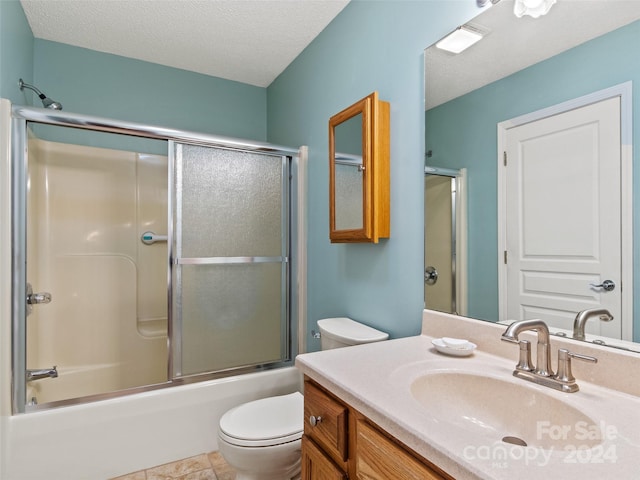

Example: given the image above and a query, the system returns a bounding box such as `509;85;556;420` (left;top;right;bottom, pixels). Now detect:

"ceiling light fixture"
435;26;484;54
513;0;556;18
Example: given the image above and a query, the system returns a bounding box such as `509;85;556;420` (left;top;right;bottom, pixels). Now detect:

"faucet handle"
516;340;534;372
555;349;597;385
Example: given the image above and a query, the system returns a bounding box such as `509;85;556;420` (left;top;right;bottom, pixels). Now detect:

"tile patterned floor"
111;452;236;480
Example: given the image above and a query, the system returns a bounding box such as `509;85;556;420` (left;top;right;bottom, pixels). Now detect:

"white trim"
456;168;468;316
0;99;13;480
499;82;633;145
497;83;633;341
297;146;308;354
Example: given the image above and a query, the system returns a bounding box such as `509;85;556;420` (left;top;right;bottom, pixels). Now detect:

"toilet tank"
317;317;389;350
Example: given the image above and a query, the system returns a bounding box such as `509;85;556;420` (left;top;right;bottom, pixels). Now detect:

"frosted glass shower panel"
180;263;283;375
172;143;290;378
177;144;283;258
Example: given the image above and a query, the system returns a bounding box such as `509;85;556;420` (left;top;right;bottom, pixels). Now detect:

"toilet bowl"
217;317;388;480
218;392;304;480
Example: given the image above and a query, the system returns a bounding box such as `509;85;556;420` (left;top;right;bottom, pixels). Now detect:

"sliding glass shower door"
171;143;290;377
12;107;298;413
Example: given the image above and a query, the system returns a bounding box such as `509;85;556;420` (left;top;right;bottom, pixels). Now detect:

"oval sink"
410;372;602;450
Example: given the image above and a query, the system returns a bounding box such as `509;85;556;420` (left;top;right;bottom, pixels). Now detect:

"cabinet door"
302;436;347;480
356;419;451;480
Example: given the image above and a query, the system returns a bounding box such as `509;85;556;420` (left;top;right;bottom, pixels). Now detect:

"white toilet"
217;317;388;480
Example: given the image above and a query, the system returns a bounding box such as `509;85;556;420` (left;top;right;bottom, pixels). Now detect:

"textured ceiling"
426;0;640;109
20;0;350;87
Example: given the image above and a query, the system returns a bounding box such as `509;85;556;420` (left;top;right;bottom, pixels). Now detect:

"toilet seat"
219;392;303;447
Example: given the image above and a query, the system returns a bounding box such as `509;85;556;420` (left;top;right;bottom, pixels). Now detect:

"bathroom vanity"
302;378;451;479
296;310;640;479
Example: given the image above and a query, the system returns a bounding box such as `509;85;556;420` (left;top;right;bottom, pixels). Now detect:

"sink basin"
410;372;602;450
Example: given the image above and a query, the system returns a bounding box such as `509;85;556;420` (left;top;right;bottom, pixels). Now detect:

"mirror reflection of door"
500;94;627;340
425;172;464;314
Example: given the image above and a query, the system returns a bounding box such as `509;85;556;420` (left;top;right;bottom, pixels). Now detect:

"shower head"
18;78;63;110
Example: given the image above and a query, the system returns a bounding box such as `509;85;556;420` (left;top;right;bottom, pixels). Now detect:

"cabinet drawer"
304;381;348;464
355;419;452;480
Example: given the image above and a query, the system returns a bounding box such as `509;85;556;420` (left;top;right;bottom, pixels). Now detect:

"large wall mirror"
424;0;640;352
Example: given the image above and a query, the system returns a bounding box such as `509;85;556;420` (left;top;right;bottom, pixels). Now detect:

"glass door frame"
11;105;300;413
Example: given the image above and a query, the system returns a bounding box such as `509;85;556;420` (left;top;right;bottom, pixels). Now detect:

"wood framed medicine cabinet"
329;92;390;243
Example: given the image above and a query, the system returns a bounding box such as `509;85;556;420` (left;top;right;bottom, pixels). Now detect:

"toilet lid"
219;392;303;447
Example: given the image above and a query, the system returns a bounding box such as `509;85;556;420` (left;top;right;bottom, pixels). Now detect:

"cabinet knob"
309;415;322;426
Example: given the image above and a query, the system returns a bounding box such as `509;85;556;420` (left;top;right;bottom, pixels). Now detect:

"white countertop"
296;332;640;479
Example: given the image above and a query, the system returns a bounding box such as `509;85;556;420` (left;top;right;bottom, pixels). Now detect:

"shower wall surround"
26;137;168;405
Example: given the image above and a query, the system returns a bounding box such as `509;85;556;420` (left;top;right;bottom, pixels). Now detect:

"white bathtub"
5;366;302;479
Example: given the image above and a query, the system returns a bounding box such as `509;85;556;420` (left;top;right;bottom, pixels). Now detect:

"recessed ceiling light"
435;26;484;54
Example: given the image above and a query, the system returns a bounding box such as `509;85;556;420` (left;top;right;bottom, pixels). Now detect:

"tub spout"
26;366;58;382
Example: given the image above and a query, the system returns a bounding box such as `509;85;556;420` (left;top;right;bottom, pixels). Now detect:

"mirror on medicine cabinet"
329;91;390;243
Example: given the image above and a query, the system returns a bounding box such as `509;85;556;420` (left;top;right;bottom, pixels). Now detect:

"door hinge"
504;250;508;264
503;151;507;166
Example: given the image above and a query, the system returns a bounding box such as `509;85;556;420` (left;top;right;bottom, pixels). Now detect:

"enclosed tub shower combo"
1;100;304;478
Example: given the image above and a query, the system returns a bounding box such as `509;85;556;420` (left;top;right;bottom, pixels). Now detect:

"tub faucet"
26;366;58;382
573;308;613;341
501;319;552;376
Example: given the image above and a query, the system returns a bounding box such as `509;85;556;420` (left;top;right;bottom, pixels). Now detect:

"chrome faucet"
573;308;613;341
501;320;597;393
26;366;58;382
501;319;553;376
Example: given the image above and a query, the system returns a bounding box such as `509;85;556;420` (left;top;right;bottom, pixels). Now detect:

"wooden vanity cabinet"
302;377;453;480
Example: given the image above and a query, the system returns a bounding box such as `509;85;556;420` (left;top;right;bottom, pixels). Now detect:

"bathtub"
5;366;302;479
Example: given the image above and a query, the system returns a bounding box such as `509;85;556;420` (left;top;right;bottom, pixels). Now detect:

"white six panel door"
505;96;622;338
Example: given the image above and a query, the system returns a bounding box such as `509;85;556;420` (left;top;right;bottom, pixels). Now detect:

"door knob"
589;280;615;292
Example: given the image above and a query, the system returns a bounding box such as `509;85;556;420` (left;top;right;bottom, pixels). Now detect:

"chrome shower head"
18;78;63;110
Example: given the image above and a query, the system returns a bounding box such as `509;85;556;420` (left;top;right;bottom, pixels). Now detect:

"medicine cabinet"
329;92;390;243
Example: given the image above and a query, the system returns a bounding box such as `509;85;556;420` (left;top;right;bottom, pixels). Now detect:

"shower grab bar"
176;256;287;265
141;231;168;245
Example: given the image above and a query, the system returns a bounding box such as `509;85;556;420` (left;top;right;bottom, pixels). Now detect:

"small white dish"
432;338;476;357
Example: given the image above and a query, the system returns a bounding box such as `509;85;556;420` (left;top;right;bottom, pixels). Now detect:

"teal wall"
33;40;267;142
425;20;640;341
28;40;268;153
0;0;34;103
267;0;480;348
2;0;487;349
1;6;268;148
